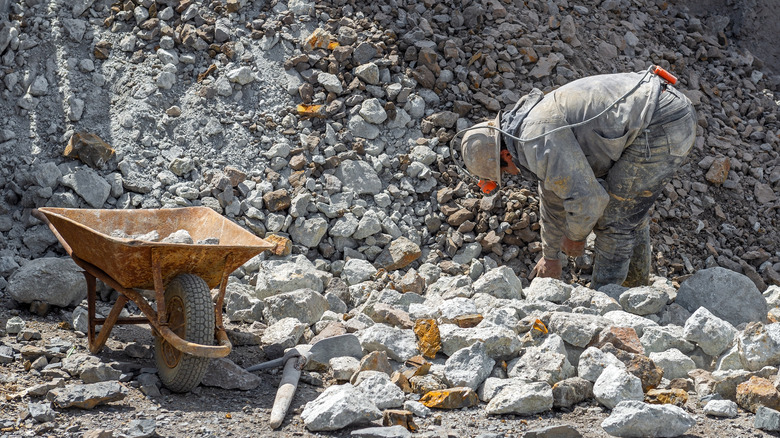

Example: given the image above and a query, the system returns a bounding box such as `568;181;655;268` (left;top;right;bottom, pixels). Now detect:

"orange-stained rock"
626;354;663;392
414;319;441;359
304;28;331;51
402;355;431;380
455;314;483;328
375;237;422;271
383;409;418;432
645;388;688;407
391;371;412;393
705;157;731;185
736;376;780;413
264;234;292;256
420;387;479;409
349;351;393;384
593;327;644;355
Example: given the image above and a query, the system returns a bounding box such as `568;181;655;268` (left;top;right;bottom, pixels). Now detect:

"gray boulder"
601;401;695;437
301;384;382;431
444;342;495;390
676;267;767;326
618;286;668;316
335;160;382;195
485;382;554;415
263;289;329;325
592;365;644;409
9;258;86;307
255;256;326;299
471;266;523;299
683;307;737;357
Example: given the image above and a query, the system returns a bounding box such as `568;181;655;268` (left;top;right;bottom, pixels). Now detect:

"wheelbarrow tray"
36;206;274;290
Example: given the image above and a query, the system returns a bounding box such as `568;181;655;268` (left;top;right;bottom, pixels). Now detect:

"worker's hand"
531;257;562;280
561;236;585;257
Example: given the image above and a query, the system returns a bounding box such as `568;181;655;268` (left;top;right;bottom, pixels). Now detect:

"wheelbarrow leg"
89;294;129;354
84;272;98;350
84;271;129;354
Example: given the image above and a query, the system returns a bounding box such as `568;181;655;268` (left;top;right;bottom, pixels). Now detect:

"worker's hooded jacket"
501;71;664;258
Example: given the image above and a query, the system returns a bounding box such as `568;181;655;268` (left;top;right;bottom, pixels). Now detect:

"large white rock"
593;365;644;409
341;259;378;286
485;382;554;415
577;347;625;382
703;399;738;418
546;312;609;348
471;266;523;300
523;277;573;303
255;256;326;299
444;342;495;390
508;336;575;386
439;325;522;360
683;307;737;357
618;286;668;316
353;371;404;409
358;323;418;362
301;384;382;431
602;310;658;337
648;348;696;380
737;323;780;371
640;325;695;354
601;401;696;437
262;288;329;325
335;160;382;195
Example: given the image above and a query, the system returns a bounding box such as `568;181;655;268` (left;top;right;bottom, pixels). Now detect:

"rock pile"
1;0;780;436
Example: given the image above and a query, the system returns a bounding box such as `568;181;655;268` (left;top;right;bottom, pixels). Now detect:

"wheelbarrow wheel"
154;274;214;392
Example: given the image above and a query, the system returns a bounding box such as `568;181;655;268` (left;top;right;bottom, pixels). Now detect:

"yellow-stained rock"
304;28;331;51
264;234;292;257
645;388;688;407
736;376;780;413
420;387;479;409
414;319;441;359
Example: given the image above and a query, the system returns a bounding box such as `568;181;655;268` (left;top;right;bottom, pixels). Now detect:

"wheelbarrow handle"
246;349;304;372
31;208;74;256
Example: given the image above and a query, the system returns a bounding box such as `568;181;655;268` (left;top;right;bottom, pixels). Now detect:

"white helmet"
460;113;502;185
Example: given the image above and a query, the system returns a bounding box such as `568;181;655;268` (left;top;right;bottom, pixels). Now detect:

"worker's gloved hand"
561;236;585;257
531;257;562;280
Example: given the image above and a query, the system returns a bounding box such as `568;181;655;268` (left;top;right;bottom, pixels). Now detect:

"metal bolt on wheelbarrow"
32;207;277;392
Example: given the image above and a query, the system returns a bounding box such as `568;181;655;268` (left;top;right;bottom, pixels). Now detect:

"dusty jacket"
502;72;663;257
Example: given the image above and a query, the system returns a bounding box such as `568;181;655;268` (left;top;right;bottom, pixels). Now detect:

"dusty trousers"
590;88;697;290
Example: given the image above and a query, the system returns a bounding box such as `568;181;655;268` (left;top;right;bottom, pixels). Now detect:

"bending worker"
459;67;697;290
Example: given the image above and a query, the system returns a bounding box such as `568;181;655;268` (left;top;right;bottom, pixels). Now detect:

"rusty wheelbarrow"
32;207;276;392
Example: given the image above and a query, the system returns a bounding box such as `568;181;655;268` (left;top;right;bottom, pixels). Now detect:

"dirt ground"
3;303;780;438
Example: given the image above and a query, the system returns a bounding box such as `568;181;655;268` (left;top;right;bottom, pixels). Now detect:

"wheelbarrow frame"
32;207;276;358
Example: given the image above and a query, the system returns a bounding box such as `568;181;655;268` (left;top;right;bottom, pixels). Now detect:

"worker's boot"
623;225;651;287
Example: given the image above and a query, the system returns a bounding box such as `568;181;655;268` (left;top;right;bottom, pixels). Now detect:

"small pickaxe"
246;334;363;429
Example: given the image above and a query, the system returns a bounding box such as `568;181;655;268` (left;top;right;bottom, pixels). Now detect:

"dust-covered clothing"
501;71;696;286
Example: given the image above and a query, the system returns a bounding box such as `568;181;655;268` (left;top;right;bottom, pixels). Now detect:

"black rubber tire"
154;274;214;392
